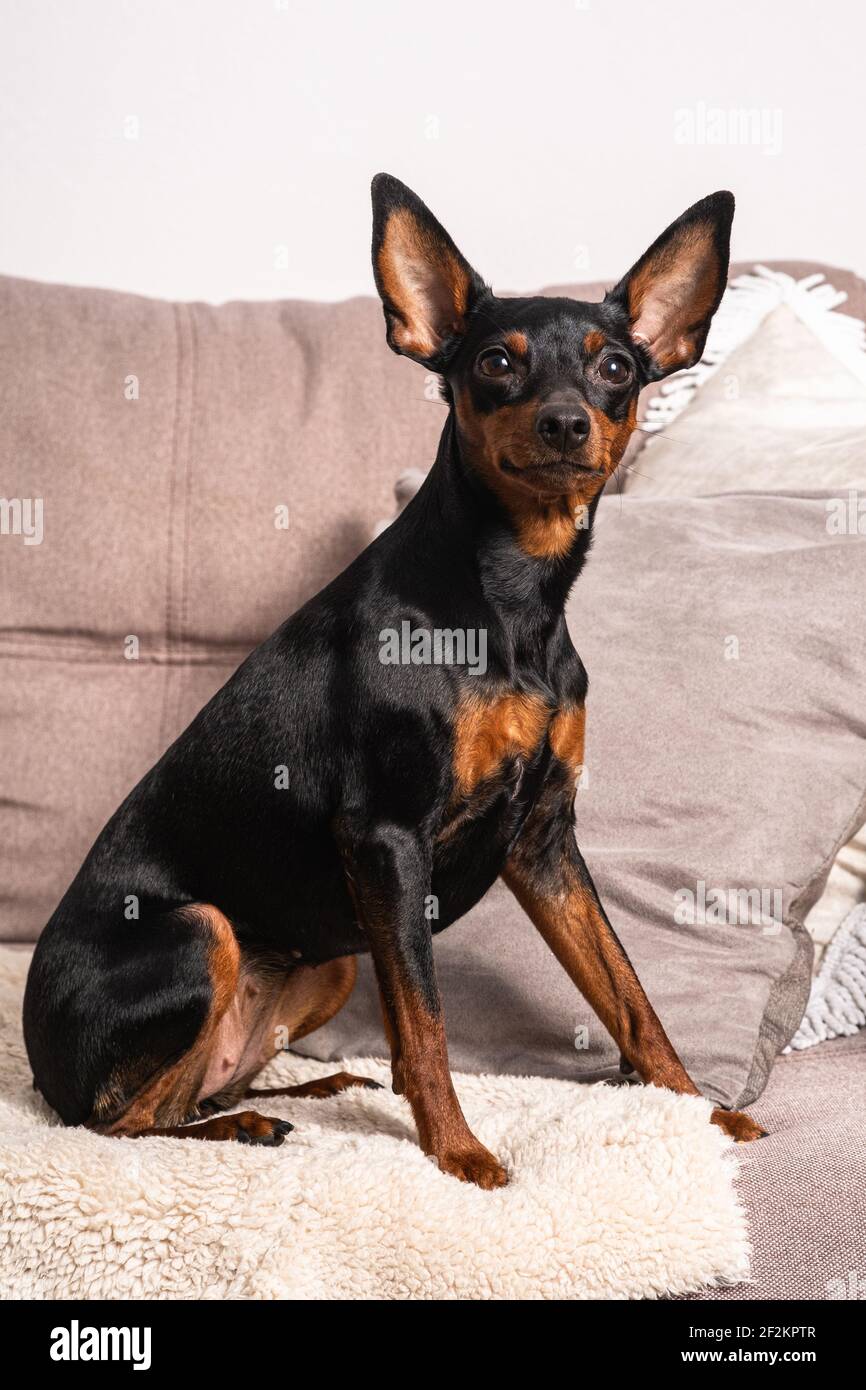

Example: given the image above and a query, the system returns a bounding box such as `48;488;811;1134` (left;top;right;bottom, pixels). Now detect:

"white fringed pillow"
620;266;866;983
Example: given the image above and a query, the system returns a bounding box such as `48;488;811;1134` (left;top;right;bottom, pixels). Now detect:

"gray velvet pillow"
623;298;866;967
298;490;866;1108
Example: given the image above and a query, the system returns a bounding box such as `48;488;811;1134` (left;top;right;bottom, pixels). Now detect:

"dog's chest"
421;688;586;930
451;691;552;800
436;690;586;848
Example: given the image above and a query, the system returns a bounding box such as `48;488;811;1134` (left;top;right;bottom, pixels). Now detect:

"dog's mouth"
499;454;606;481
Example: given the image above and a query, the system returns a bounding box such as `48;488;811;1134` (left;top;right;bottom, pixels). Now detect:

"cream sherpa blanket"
0;949;748;1299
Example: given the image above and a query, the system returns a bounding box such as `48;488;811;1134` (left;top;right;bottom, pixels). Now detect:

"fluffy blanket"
0;949;748;1299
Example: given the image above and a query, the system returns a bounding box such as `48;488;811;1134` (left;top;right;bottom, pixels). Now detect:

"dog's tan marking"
549;703;586;776
246;1069;379;1101
504;330;528;358
583;329;606;355
452;691;552;797
455;390;588;560
377;207;472;359
626;224;721;371
590;396;638;464
517;499;590;560
455;388;637;560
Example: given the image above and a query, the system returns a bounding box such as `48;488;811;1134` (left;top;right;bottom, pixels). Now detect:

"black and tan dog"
24;175;764;1188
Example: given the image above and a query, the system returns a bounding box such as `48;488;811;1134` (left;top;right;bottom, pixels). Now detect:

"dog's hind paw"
711;1107;766;1142
206;1111;294;1146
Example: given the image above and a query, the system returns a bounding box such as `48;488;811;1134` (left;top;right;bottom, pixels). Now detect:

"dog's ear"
371;173;486;368
606;192;734;381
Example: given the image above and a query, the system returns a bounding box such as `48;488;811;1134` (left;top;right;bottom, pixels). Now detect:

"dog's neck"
393;412;600;641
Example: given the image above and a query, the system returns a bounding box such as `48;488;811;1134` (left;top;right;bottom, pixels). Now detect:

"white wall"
1;0;864;304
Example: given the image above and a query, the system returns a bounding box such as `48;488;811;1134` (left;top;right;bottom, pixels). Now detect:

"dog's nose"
535;402;591;452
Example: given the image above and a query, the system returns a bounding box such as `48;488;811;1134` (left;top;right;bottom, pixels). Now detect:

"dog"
23;174;765;1188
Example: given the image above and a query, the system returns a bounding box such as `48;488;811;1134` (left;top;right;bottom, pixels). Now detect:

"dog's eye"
598;354;633;386
477;348;512;378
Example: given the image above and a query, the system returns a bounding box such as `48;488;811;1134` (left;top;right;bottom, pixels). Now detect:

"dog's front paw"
435;1144;508;1189
711;1107;766;1142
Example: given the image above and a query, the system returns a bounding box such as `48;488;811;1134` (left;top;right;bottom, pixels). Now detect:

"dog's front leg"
338;820;507;1187
502;770;764;1142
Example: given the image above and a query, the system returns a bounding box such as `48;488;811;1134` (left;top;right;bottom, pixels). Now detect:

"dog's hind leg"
241;957;383;1101
90;904;292;1145
128;1110;294;1144
246;1072;382;1100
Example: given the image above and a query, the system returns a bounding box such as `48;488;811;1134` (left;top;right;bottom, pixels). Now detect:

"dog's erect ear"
606;192;734;381
371;173;486;368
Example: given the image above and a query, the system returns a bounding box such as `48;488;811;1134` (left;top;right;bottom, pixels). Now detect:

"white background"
1;0;864;303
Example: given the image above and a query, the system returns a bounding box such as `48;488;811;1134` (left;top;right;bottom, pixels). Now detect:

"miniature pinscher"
23;175;764;1188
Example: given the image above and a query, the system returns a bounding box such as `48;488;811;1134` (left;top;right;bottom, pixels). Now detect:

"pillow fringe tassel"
642;265;866;435
788;904;866;1049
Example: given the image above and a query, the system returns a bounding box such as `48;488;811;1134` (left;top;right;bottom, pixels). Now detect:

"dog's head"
371;173;733;529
